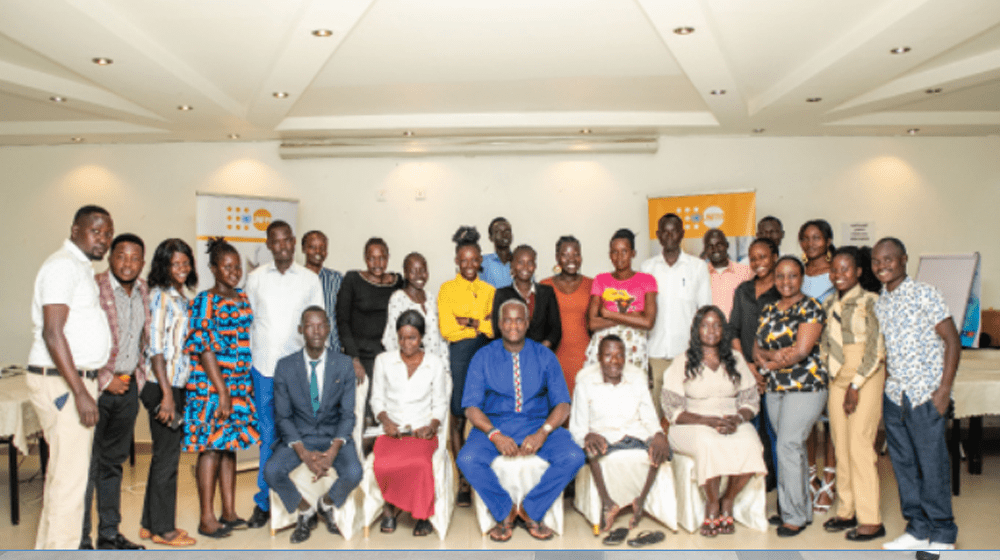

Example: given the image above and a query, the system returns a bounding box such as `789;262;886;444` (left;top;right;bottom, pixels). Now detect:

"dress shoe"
916;552;942;560
289;513;312;544
823;516;858;532
318;502;340;535
845;525;886;542
246;505;270;529
97;533;146;550
79;541;94;550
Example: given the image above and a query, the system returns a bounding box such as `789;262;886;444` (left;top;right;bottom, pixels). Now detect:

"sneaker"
925;543;956;551
883;532;930;550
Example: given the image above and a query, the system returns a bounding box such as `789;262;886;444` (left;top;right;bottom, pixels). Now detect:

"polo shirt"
709;261;754;319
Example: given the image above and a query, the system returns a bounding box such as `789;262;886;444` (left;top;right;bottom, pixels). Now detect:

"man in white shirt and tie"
245;220;324;528
640;213;711;422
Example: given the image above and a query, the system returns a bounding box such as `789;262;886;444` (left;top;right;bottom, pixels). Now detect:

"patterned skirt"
182;367;260;453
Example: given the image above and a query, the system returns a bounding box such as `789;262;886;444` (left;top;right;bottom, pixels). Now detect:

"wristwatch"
542;423;553;434
849;382;860;391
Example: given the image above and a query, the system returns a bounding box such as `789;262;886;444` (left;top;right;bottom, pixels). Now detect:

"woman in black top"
336;237;404;422
491;245;562;349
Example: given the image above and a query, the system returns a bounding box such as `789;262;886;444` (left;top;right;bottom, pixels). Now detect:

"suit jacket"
491;283;562;349
95;270;151;392
273;347;356;450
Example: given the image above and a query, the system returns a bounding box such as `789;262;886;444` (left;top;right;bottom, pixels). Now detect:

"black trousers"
82;376;139;542
139;383;186;536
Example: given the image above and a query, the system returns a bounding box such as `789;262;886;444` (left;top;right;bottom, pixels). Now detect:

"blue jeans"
251;368;275;512
883;393;957;544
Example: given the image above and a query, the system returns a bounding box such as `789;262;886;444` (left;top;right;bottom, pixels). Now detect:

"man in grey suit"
263;306;363;544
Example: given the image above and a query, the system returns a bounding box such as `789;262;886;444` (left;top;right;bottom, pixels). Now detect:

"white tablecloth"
953;349;1000;418
0;372;41;454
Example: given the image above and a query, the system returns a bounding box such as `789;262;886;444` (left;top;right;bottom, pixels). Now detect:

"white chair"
471;454;564;535
269;377;368;540
671;452;767;533
573;449;678;534
360;415;456;539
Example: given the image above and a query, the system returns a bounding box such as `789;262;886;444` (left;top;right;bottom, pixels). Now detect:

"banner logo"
253;209;272;231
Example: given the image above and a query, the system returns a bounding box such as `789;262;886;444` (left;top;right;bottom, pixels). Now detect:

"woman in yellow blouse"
438;225;495;506
819;246;886;542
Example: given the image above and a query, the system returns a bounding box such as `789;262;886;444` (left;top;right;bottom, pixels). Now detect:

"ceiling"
2;0;1000;147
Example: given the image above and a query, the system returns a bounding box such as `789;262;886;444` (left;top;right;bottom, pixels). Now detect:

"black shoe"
916;552;942;560
768;514;782;526
97;534;146;550
223;516;248;531
246;505;270;529
845;525;887;542
289;513;312;544
776;524;806;537
318;503;340;535
823;516;858;532
79;541;94;550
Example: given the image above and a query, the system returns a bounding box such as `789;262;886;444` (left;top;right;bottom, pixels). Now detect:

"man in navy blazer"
263;306;362;544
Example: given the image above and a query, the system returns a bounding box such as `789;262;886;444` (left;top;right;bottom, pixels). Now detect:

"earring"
801;252;808;263
826;248;833;262
552;264;562;275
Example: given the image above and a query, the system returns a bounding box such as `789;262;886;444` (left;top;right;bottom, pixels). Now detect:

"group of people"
25;204;960;553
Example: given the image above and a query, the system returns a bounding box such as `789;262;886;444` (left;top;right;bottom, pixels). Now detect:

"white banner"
195;193;298;292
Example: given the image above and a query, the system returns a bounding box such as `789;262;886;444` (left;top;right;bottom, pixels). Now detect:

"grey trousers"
766;389;828;527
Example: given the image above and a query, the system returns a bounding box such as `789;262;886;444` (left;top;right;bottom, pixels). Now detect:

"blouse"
727;279;781;363
335;270;404;361
820;284;885;389
590;272;658;314
145;286;192;388
380;289;450;371
661;353;760;424
756;296;828;392
438;274;495;342
370;350;449;431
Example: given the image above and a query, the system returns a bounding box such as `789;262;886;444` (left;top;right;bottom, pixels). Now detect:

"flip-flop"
412;519;433;537
151;533;197;547
380;514;397;534
602;527;629;545
627;530;665;547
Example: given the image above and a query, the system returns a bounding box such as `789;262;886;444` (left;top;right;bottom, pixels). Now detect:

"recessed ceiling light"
890;46;911;55
579;129;592;134
673;27;695;35
907;128;920;135
710;89;726;95
177;105;193;111
752;128;765;134
49;96;66;102
402;130;414;137
806;97;822;103
92;57;113;65
926;88;943;94
312;29;333;37
228;133;240;140
273;92;289;99
71;137;84;143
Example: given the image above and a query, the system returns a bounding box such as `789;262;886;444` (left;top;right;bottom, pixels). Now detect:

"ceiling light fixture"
49;96;65;102
806;97;822;102
273;92;289;98
907;128;920;135
177;105;193;111
402;131;414;137
71;137;84;142
580;129;592;134
92;57;113;65
890;46;911;54
710;89;726;95
926;88;943;94
229;133;240;139
752;128;765;134
312;29;333;37
673;27;695;35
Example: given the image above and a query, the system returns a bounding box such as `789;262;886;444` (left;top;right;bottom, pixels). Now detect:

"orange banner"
648;191;756;238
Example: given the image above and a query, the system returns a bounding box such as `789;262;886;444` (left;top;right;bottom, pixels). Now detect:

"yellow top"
438;274;495;342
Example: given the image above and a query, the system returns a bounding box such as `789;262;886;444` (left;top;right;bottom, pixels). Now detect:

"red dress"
540;276;593;397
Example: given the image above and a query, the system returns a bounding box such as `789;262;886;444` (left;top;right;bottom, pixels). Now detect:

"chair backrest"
353;376;367;458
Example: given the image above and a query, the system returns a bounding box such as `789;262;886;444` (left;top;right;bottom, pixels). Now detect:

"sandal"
413;519;433;537
808;464;821;499
717;514;735;535
627;530;665;547
813;467;836;512
488;520;513;542
380;514;397;534
151;532;197;547
139;528;151;540
600;503;620;532
523;517;554;540
700;516;719;537
602;527;629;545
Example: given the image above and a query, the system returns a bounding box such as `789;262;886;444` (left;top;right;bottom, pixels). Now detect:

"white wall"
3;135;997;368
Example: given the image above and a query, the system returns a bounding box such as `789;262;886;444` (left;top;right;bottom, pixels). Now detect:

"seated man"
458;299;585;542
263;306;363;544
569;334;670;532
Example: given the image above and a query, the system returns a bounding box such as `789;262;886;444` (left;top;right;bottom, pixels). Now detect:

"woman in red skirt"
370;309;450;536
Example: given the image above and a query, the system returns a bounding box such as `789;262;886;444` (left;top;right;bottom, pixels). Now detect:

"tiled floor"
1;444;997;550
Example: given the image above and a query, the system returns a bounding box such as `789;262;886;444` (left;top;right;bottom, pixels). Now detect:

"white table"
0;371;47;525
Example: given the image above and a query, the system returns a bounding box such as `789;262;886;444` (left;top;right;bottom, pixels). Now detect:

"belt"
27;366;99;380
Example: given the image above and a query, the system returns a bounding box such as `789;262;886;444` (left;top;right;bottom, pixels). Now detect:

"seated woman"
371;310;450;537
585;228;657;372
663;306;765;537
381;252;450;370
491;244;561;350
755;256;828;537
183;238;260;538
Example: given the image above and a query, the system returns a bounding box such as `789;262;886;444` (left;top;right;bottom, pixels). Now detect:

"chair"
671;452;767;533
360;416;456;539
573;449;678;534
471;454;564;535
268;377;368;539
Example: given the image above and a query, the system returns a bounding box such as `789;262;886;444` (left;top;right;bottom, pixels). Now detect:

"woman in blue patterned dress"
183;238;260;538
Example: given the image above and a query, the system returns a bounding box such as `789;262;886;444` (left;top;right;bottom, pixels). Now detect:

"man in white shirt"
245;220;324;528
570;335;670;532
26;205;114;549
640;213;711;421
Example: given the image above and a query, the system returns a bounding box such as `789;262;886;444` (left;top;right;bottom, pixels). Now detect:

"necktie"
512;352;522;413
309;360;321;415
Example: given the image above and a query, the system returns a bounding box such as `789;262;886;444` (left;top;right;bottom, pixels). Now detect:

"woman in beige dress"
663;305;766;537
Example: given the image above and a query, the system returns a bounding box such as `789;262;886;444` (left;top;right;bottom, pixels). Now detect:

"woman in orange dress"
541;235;592;396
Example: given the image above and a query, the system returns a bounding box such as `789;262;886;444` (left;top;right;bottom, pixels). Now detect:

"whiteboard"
915;253;979;333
